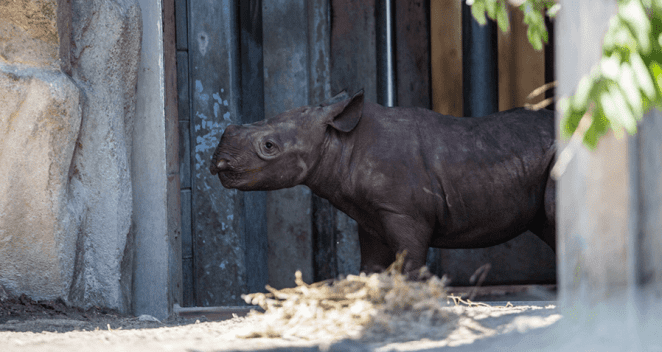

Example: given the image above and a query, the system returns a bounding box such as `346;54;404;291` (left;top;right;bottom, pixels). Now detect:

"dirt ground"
0;292;562;351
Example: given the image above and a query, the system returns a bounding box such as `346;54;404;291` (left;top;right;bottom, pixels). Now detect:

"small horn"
210;158;229;175
216;159;229;171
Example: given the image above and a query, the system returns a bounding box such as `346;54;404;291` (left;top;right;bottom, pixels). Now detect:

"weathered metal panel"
395;0;430;109
167;173;183;307
175;0;188;50
309;0;338;282
180;189;195;307
176;51;190;122
176;51;192;303
327;0;377;278
179;120;191;189
307;0;332;106
307;0;361;282
188;0;245;306
240;0;268;294
164;0;183;309
262;0;314;288
165;0;180;178
330;0;377;103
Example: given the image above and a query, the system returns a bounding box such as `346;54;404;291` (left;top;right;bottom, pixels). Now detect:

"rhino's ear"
319;90;349;107
325;90;364;133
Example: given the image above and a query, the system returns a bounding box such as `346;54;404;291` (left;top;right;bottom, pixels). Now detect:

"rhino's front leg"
380;212;432;276
359;212;432;276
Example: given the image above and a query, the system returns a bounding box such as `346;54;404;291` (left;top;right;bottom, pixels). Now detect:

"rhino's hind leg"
358;226;395;273
528;176;556;252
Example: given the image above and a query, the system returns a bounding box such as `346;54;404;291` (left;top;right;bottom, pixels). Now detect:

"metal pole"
376;0;398;107
461;1;498;117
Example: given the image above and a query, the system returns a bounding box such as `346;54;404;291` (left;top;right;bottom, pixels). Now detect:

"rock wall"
0;0;142;313
67;0;142;313
0;0;81;302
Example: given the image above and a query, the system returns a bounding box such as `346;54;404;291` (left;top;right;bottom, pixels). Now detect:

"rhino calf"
210;90;556;275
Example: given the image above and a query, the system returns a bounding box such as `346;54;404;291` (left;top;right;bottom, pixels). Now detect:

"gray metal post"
376;0;398;107
461;1;498;117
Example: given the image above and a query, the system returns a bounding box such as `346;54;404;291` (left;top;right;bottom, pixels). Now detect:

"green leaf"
547;3;561;17
496;3;510;32
619;62;644;117
601;89;626;138
561;107;585;139
600;55;621;80
609;83;637;133
631;53;657;99
582;113;609;149
649;61;662;97
527;27;543;51
619;0;652;54
572;76;593;110
471;0;488;25
486;0;497;18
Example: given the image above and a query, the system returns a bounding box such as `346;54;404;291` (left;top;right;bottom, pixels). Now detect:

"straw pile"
240;252;457;342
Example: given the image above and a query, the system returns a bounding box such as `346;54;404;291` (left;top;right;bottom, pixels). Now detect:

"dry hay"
240;252;459;343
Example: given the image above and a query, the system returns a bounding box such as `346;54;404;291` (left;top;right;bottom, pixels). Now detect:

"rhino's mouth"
217;169;244;186
217;167;263;189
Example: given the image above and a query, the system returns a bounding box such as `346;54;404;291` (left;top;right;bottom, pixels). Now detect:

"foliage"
469;0;662;149
467;0;559;50
558;0;662;148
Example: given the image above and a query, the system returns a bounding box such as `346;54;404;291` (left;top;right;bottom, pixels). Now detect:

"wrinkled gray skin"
210;90;556;275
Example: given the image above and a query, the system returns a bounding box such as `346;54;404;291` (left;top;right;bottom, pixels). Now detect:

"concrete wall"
132;0;182;319
0;0;82;300
0;0;143;312
0;0;180;319
551;0;662;349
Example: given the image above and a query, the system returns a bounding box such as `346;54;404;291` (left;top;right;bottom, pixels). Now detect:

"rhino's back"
357;104;555;247
425;108;554;247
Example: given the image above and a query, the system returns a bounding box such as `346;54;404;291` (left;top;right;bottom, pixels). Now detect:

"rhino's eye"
265;142;273;149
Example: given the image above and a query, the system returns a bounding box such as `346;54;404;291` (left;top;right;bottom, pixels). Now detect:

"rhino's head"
210;90;364;191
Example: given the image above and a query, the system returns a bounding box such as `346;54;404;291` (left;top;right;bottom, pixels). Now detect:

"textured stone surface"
0;0;63;68
64;0;142;313
0;65;82;300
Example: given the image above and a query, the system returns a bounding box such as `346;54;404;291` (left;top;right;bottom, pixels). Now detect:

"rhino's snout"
210;125;241;176
210;152;233;175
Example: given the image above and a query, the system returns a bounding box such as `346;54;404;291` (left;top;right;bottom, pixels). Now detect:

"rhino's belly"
428;218;530;249
427;184;543;248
